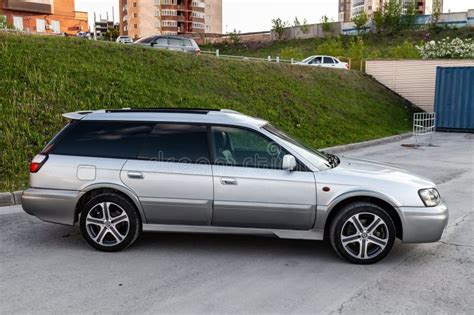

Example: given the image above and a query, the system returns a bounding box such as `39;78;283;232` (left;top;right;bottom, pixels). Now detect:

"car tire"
329;202;396;264
79;193;141;252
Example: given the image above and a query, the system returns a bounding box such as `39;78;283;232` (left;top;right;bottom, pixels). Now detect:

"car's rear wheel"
79;193;141;252
329;202;396;264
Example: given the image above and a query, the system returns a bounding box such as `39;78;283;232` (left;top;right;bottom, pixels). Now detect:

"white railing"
413;112;436;146
200;50;297;64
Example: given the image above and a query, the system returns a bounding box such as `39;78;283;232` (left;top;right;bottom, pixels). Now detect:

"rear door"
121;123;213;226
323;56;336;68
210;126;317;230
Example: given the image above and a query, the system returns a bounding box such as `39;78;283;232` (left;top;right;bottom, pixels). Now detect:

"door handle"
221;178;237;185
127;171;144;179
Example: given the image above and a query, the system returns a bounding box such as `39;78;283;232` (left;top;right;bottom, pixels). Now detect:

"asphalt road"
1;132;473;314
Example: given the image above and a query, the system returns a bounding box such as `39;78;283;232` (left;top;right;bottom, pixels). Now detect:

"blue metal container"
434;66;474;131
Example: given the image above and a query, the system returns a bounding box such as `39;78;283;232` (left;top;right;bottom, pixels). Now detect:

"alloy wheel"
340;212;389;260
85;202;130;247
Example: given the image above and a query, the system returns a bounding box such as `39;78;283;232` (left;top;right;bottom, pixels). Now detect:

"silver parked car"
22;109;448;264
134;35;201;55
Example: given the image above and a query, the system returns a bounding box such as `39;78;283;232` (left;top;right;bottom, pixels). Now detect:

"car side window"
168;38;181;46
138;124;210;164
182;39;192;47
324;57;335;64
211;126;286;169
51;121;154;159
155;37;168;45
311;57;322;64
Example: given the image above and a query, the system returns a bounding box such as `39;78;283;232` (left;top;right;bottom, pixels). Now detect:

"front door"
121;123;213;226
210;126;317;230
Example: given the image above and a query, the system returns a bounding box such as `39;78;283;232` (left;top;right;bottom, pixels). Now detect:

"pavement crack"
438;241;474;248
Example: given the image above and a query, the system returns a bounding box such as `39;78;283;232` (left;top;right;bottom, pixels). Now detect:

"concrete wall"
366;59;474;112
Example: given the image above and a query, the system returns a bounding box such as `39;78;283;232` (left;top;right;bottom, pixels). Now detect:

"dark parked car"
134;35;201;55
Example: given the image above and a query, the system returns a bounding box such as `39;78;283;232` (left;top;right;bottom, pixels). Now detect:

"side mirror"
282;155;297;171
150;42;155;47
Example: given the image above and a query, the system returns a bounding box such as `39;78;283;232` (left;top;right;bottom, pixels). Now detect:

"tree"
320;15;334;33
104;28;120;41
271;18;289;40
431;0;442;26
228;29;241;45
402;0;419;30
383;0;403;33
293;17;301;27
352;12;368;34
301;19;310;34
373;10;384;33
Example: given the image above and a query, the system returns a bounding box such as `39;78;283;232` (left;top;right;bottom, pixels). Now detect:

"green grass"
0;33;415;191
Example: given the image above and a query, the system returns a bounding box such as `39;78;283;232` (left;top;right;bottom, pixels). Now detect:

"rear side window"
168;38;182;46
182;39;192;47
324;57;335;64
138;124;210;164
51;121;153;159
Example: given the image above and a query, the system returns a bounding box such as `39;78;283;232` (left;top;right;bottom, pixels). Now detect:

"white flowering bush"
416;37;474;59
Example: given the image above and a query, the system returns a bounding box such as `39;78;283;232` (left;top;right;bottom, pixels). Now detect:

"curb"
0;132;412;208
321;132;412;154
0;191;22;207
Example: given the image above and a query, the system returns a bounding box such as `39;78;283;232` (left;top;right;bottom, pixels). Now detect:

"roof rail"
104;108;221;115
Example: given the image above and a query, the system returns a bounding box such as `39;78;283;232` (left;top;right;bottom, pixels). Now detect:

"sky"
76;0;474;33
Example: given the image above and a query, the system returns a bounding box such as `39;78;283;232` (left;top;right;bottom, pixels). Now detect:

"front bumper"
400;201;449;243
22;188;80;226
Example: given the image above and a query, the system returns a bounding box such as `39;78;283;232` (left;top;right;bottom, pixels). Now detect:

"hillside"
0;33;415;191
207;28;474;69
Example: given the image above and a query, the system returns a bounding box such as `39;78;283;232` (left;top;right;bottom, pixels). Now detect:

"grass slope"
0;33;415;191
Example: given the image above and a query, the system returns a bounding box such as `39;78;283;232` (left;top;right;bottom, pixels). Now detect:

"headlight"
418;188;441;207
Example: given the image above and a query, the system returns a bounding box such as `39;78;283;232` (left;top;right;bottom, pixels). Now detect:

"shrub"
280;47;304;61
352;12;369;35
228;29;241;45
320;15;334;34
316;36;344;56
390;41;420;58
416;37;474;59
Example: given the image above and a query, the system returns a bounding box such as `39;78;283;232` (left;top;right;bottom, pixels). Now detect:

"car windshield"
263;124;334;170
302;56;315;63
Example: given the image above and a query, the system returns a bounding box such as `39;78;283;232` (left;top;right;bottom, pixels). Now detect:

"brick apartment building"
0;0;88;35
119;0;222;39
339;0;443;22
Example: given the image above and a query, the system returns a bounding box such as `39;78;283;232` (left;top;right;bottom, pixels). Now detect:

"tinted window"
51;121;153;159
212;126;286;169
138;124;210;164
324;57;335;64
168;38;182;46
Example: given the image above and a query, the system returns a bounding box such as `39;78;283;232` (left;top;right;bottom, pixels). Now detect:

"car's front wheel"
79;193;141;252
329;202;396;264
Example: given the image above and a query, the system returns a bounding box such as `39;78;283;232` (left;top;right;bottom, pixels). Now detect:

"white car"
297;55;349;70
116;36;133;44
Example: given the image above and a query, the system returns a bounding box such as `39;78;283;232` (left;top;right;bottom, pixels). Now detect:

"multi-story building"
0;0;88;35
339;0;443;22
119;0;222;39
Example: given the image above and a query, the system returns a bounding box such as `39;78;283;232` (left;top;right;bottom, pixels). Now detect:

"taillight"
196;48;201;55
30;154;48;173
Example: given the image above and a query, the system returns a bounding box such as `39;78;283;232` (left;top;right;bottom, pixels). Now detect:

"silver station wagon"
22;109;449;264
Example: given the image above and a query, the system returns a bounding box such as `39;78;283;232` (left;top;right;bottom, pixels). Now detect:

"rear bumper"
22;188;80;226
400;201;449;243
